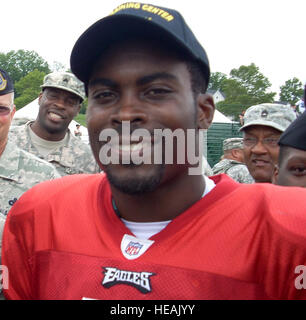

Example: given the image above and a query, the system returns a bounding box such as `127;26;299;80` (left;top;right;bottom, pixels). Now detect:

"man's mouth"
118;141;151;152
48;111;65;121
252;159;270;166
101;136;156;165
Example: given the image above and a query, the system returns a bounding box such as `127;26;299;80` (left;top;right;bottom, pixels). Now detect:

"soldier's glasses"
0;105;12;116
243;137;279;148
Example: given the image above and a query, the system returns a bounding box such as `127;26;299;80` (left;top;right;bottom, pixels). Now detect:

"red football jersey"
2;173;306;300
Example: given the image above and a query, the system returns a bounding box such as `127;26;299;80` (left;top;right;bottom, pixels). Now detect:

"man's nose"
250;140;268;154
111;92;147;126
53;95;67;108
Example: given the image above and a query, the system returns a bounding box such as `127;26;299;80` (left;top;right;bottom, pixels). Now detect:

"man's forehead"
44;87;80;99
244;125;282;136
94;37;184;67
285;147;306;160
0;92;13;105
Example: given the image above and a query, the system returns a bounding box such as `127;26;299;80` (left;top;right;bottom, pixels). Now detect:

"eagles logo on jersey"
102;267;155;294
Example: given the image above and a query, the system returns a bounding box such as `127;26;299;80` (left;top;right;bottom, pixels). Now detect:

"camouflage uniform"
212;159;254;183
8;71;99;176
240;103;297;132
0;141;60;256
212;137;254;183
40;72;85;100
9;122;99;176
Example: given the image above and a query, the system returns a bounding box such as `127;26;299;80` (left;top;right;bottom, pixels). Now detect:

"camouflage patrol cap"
41;72;85;101
240;103;296;132
223;137;243;151
0;68;14;95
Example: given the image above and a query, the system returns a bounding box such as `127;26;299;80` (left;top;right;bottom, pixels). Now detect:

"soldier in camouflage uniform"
0;69;60;270
212;137;254;183
240;103;296;183
9;72;99;176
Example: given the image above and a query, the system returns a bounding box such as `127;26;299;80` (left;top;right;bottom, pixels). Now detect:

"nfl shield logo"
121;234;154;260
125;241;143;256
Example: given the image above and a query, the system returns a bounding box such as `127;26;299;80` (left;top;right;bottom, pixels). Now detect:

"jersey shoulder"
10;173;105;216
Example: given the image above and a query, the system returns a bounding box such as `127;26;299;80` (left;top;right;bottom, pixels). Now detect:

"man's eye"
94;91;115;100
243;138;257;146
146;88;171;96
264;138;278;146
290;166;306;176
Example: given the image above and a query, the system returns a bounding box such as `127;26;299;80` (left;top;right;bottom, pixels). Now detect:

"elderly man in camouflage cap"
240;103;296;183
9;72;99;176
212;137;254;183
0;69;60;285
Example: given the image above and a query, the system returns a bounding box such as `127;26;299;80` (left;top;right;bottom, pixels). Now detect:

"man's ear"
38;92;43;106
196;93;215;129
10;105;16;121
272;164;279;185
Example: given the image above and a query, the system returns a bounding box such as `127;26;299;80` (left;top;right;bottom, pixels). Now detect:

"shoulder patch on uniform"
0;72;7;91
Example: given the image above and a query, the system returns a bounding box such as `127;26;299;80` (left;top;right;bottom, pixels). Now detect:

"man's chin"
105;164;165;195
252;171;273;183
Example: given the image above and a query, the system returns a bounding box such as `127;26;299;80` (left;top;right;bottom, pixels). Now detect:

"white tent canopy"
212;109;233;123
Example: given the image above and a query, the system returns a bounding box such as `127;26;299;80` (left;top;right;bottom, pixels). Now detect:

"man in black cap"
3;3;306;300
273;111;306;187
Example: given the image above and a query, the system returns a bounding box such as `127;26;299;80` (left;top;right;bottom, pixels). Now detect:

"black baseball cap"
70;2;210;87
0;68;14;96
278;111;306;151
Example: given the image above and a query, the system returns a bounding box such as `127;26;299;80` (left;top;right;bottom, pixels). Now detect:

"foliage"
208;72;227;91
216;101;245;122
74;113;87;127
14;70;46;109
80;98;88;114
279;77;303;105
226;63;276;105
0;50;50;84
50;61;67;72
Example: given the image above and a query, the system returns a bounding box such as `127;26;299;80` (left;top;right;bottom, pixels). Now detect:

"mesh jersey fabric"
2;173;306;300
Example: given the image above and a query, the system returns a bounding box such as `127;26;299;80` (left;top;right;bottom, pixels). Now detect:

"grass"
74;113;87;127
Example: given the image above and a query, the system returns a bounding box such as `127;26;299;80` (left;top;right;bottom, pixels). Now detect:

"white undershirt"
29;128;68;157
121;176;216;240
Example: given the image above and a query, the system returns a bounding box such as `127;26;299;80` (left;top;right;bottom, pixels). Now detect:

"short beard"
105;163;165;195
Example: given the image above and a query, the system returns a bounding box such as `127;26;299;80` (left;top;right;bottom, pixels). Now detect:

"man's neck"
110;171;205;222
30;121;67;141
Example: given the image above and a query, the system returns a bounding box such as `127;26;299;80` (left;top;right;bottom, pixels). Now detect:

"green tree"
50;61;67;72
208;72;227;91
279;77;303;105
14;69;46;109
229;63;276;104
0;49;50;84
216;63;276;120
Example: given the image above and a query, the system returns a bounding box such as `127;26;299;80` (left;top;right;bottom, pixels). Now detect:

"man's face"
275;147;306;188
0;93;15;153
37;88;81;134
87;41;213;194
242;125;282;183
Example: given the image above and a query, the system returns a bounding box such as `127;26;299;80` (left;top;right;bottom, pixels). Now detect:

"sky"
1;0;305;97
